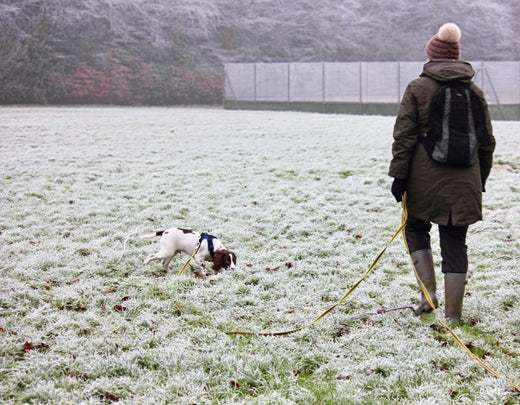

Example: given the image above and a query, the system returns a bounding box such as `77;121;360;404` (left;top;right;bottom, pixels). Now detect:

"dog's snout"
228;253;237;270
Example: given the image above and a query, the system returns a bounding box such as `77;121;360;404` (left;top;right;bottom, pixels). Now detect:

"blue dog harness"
199;233;218;259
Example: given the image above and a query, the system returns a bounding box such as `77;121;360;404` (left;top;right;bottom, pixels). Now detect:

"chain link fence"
224;61;520;120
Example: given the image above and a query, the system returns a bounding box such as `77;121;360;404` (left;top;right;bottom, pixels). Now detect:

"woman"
388;23;495;322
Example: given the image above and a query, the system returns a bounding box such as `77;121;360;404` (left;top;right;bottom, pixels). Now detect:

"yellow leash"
176;243;200;277
175;217;405;336
225;214;407;336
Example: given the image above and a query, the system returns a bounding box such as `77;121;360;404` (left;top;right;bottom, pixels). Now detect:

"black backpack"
420;80;485;167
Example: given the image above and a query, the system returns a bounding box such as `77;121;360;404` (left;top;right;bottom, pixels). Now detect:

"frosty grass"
1;106;519;404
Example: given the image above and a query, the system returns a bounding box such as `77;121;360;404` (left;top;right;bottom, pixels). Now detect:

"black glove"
391;178;407;202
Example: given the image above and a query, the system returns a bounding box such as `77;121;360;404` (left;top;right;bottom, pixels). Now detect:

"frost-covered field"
1;106;519;404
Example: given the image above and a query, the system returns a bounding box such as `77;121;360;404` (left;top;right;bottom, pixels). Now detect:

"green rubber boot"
444;273;466;322
411;249;438;315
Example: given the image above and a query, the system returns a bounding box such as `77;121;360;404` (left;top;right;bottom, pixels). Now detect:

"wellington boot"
444;273;466;322
411;249;438;315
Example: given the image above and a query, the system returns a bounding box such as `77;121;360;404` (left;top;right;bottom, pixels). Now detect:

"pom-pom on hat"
425;23;461;60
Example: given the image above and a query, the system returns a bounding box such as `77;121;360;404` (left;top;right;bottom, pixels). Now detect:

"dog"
143;228;237;275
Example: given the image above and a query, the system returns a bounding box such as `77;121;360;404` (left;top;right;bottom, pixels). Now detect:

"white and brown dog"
143;228;237;275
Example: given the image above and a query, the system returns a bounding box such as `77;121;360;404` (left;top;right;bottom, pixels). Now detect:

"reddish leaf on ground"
23;341;35;352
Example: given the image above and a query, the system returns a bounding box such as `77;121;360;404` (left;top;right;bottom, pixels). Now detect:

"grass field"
1;106;519;404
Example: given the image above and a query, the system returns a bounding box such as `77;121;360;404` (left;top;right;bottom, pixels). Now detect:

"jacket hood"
421;59;475;83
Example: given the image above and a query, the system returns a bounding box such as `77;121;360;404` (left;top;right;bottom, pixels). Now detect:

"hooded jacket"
388;59;495;226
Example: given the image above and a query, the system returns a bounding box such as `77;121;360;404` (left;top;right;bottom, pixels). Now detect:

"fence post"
397;62;401;103
481;61;485;89
359;62;363;114
322;62;326;113
287;63;291;110
254;63;257;109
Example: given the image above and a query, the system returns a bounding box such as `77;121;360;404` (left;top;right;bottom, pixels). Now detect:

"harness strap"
199;233;218;259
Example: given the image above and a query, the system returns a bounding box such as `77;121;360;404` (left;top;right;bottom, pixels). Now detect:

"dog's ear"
212;251;224;271
232;252;237;265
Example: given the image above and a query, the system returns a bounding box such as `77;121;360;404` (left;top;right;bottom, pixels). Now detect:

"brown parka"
388;59;496;226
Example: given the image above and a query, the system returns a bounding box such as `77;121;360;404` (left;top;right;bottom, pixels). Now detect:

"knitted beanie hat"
425;23;461;60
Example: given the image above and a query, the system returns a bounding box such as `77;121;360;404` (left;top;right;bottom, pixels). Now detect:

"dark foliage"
1;0;518;105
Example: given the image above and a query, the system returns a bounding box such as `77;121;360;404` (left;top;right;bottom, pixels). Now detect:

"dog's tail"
141;230;165;239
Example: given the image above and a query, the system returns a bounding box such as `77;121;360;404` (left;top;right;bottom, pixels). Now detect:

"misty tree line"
1;0;519;105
